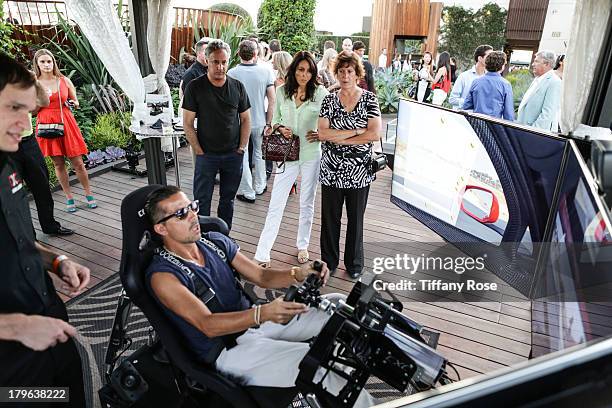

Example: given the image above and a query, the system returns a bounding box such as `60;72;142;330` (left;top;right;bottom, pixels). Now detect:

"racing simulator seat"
100;185;299;408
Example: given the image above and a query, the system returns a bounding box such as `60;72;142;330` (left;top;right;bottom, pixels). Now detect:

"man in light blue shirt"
228;40;276;202
448;44;493;110
462;51;515;120
516;50;561;131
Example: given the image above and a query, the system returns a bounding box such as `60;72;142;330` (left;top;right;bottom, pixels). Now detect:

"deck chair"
118;185;299;408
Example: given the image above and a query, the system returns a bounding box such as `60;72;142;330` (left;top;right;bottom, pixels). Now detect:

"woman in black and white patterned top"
316;50;382;279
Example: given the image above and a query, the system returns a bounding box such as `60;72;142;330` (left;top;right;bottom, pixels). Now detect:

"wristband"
52;254;68;274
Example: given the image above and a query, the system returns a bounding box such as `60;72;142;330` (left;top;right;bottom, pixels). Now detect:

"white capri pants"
215;294;375;408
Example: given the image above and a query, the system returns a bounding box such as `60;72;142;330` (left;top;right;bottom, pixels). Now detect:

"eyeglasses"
156;200;199;224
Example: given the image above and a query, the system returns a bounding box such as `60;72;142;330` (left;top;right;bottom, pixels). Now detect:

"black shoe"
256;187;267;196
328;268;337;276
236;194;255;204
348;270;362;279
45;226;75;236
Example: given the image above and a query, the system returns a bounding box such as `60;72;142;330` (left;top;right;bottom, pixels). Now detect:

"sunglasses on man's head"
156;200;199;224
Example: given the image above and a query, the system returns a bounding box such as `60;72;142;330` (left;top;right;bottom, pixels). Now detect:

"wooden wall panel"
424;2;443;57
370;0;438;68
505;0;549;42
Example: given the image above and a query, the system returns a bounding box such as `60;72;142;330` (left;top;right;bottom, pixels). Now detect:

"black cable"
113;337;133;364
445;361;461;382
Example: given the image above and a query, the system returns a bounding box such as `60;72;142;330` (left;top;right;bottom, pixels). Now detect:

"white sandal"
297;249;309;264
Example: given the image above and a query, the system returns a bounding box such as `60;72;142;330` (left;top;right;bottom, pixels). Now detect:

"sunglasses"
156;200;199;224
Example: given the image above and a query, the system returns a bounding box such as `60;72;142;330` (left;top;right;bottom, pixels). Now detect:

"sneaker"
256;187;267;196
236;194;255;204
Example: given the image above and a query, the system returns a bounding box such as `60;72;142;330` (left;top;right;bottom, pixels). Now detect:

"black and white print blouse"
319;90;381;189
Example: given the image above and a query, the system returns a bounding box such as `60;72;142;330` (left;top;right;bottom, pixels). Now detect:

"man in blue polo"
462;51;515;120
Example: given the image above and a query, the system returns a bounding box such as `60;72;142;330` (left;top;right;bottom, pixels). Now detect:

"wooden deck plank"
36;146;530;380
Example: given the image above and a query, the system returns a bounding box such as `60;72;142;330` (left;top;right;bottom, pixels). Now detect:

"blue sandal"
66;199;77;213
86;195;97;209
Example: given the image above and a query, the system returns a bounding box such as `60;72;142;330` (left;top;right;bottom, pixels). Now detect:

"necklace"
163;246;204;266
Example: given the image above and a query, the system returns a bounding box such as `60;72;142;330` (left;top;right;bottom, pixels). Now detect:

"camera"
370;151;388;174
285;271;451;407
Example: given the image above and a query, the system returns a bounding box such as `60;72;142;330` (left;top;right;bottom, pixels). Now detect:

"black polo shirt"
0;151;66;324
182;75;251;154
180;60;208;94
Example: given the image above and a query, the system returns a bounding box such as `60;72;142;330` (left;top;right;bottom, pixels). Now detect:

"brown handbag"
262;125;300;166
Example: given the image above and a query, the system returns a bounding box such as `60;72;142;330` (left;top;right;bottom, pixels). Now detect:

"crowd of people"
0;33;568;405
181;37;381;280
386;44;564;131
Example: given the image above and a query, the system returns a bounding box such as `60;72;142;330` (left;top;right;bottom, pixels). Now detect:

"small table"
129;123;185;187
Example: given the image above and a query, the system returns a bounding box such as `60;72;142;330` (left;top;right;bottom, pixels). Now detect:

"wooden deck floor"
32;146;531;381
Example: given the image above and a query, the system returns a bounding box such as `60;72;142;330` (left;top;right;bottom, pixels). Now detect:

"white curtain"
63;0;147;121
146;0;174;113
560;0;612;134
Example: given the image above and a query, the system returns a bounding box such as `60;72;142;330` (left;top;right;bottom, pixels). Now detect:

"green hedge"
86;112;134;151
505;69;533;113
257;0;316;55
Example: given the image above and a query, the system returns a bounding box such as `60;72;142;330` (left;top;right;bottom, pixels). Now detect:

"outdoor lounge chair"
115;184;299;408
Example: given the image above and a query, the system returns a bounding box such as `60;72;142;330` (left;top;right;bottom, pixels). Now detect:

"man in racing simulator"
143;185;452;407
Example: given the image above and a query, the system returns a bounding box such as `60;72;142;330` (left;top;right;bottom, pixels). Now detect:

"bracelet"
52;254;68;274
253;305;262;326
290;266;303;283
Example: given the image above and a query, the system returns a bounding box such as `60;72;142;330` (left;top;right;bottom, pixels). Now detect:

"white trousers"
239;126;267;199
417;80;429;102
215;294;375;408
254;157;320;262
432;89;448;106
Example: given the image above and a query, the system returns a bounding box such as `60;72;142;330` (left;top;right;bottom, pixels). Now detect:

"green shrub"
193;14;255;70
72;87;96;140
45;12;112;87
210;3;252;22
257;0;316;55
171;87;180;113
375;68;414;114
506;69;533;113
87;111;134;151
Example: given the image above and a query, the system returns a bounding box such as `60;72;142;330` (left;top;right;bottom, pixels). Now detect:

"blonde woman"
33;49;96;212
272;51;292;88
318;48;338;90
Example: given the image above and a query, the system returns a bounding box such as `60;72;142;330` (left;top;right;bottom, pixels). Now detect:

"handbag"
370;138;388;174
262;125;300;172
37;79;65;139
407;83;417;99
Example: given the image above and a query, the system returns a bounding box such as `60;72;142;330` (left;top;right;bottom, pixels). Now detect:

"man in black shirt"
0;54;89;406
353;41;376;94
10;79;74;236
179;37;210;97
182;40;251;230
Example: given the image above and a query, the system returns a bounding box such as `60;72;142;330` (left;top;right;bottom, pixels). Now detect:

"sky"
174;0;510;36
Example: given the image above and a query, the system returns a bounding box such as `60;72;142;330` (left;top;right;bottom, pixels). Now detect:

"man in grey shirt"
228;40;276;203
